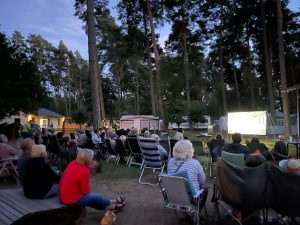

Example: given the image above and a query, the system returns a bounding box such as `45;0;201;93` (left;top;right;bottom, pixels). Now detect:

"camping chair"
115;138;129;165
213;159;270;225
0;157;19;181
127;136;143;168
247;143;268;154
138;137;166;186
208;139;225;178
158;174;208;225
268;163;300;221
159;136;171;159
105;138;118;164
170;139;178;158
221;151;245;167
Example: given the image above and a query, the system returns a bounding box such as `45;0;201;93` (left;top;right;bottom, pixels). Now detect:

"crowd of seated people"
2;125;299;225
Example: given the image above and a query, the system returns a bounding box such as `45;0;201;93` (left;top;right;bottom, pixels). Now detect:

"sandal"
116;195;126;206
110;202;125;213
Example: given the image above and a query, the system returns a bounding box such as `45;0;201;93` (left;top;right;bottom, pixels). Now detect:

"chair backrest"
138;137;162;168
216;159;269;214
105;138;116;155
247;143;267;153
159;174;195;210
159;136;171;157
127;136;142;154
170;139;178;158
221;151;245;166
210;139;225;161
115;139;128;157
210;139;225;150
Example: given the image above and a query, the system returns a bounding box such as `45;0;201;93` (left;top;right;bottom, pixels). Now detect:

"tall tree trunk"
232;58;241;110
97;70;106;121
134;62;140;114
247;34;255;110
143;11;156;116
182;23;191;130
117;69;122;117
276;0;291;139
261;1;276;122
219;5;227;115
146;0;165;129
87;0;101;129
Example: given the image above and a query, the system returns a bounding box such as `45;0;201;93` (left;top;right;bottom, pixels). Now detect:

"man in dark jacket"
223;133;250;160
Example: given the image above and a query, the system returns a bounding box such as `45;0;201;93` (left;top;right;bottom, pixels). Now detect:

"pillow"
169;170;197;198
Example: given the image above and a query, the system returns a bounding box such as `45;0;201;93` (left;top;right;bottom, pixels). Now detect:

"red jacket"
58;160;90;204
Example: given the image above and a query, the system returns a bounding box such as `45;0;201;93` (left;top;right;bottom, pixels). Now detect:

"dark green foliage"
71;110;88;126
0;32;48;120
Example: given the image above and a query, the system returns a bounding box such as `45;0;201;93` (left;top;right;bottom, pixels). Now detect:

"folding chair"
214;159;269;225
158;174;207;225
221;151;245;166
138;137;166;186
105;138;118;164
0;157;19;181
115;139;129;165
127;136;143;168
159;136;171;159
208;139;225;178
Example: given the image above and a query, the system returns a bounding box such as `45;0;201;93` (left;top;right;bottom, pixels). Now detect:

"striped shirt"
167;158;206;196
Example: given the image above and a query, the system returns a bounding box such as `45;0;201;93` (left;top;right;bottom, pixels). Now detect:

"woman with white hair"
173;132;184;141
22;144;60;199
59;148;125;212
167;140;206;197
150;134;168;160
0;134;17;160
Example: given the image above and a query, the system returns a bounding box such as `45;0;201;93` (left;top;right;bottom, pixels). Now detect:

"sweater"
58;160;90;204
22;157;60;199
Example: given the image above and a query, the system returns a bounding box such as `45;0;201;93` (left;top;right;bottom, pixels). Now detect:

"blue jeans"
45;184;58;198
74;193;111;210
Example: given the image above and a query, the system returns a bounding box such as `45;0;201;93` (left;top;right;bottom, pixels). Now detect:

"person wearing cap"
279;158;300;175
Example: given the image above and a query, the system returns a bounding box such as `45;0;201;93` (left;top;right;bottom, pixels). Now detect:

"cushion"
169;170;197;198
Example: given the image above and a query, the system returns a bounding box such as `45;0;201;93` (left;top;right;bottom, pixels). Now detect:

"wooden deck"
0;189;83;225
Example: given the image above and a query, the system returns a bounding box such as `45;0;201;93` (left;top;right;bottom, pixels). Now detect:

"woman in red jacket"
58;148;125;211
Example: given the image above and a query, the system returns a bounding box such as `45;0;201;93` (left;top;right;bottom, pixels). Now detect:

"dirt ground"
0;172;216;225
83;174;216;225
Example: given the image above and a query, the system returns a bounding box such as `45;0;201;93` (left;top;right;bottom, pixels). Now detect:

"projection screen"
228;111;267;135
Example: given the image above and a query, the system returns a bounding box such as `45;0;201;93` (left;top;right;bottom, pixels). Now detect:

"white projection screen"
228;111;267;135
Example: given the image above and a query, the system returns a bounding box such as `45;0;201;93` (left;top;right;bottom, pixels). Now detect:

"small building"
120;115;161;132
0;108;65;129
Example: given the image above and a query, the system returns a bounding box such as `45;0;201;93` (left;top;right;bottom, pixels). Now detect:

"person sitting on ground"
17;138;35;184
222;133;250;160
272;135;288;156
279;158;300;175
150;134;168;160
0;134;17;160
167;140;206;198
22;144;60;199
59;148;125;212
